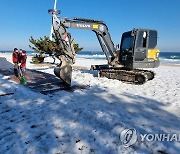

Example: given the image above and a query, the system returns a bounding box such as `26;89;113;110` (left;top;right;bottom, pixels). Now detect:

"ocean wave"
170;56;180;59
77;54;180;64
160;56;180;60
159;58;180;64
76;54;106;59
1;51;180;64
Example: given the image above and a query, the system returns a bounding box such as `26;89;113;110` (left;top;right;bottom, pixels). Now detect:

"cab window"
121;36;134;51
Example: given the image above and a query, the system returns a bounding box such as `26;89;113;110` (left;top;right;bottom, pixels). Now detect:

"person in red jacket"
12;48;19;76
19;50;27;73
12;48;18;63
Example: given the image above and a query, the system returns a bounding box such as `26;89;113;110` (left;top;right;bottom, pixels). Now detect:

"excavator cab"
119;29;160;70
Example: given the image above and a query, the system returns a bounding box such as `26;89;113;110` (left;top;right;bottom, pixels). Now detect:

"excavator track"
99;69;155;85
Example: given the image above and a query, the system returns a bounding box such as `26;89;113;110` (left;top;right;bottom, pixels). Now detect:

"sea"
77;51;180;65
1;50;180;65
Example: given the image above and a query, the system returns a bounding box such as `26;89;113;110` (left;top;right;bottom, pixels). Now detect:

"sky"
0;0;180;52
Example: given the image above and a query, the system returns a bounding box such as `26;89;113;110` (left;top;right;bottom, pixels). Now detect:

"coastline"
160;63;180;67
1;52;180;67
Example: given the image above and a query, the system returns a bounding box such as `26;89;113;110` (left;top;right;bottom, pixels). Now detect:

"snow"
0;53;180;153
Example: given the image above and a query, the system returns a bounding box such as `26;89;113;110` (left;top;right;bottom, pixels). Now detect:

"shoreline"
160;63;180;67
1;52;180;69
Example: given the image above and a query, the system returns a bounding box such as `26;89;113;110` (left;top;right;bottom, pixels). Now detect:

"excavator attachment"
49;10;76;86
54;65;72;86
54;55;73;86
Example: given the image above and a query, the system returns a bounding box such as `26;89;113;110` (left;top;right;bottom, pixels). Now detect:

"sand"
0;52;180;153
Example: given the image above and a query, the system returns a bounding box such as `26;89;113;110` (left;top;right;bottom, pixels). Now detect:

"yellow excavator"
48;9;160;86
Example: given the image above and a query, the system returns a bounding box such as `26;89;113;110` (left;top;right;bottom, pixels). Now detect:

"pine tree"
29;36;56;56
29;35;83;57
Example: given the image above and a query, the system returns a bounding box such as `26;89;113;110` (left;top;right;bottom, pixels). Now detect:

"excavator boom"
52;14;121;66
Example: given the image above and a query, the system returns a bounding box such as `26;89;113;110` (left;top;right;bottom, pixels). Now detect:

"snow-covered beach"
0;52;180;153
